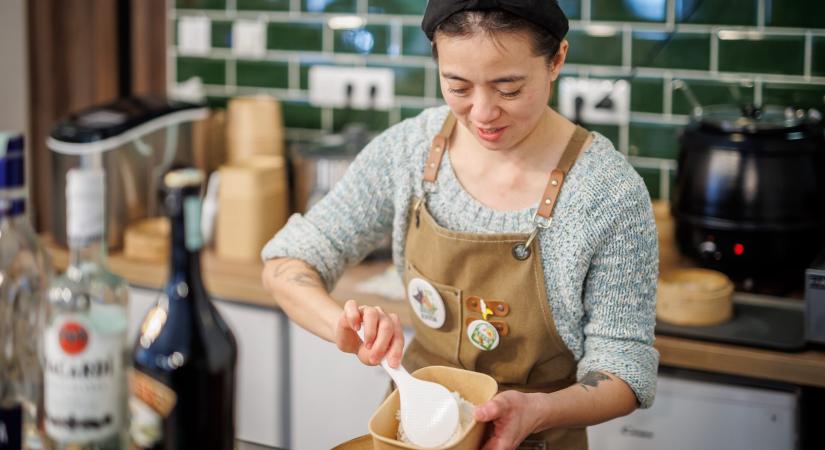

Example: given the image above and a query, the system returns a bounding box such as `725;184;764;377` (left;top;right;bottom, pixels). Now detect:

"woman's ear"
550;39;569;82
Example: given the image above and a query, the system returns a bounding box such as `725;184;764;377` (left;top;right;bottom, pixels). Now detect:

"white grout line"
321;108;333;132
663;71;673;117
167;0;176;90
582;0;591;22
659;161;671;201
632;112;691;125
805;31;813;80
619;124;629;156
710;29;719;73
425;63;437;99
755;78;763;106
322;22;333;54
226;57;237;95
666;0;676;31
288;54;300;92
622;24;632;70
757;0;766;30
389;19;402;57
226;0;236;14
174;9;825;35
357;0;368;15
390;107;401;125
629;156;677;170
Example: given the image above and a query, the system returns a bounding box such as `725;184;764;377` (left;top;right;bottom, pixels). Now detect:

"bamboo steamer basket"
367;366;497;450
657;268;734;327
123;217;170;263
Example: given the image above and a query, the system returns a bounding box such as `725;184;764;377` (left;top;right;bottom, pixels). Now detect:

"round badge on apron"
407;277;446;329
467;319;500;351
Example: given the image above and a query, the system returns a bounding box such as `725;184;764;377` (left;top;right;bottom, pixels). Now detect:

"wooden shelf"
44;237;825;389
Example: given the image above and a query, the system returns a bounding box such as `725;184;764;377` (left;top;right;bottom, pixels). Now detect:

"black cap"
422;0;569;42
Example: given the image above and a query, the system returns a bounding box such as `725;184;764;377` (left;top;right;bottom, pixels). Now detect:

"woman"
261;1;658;449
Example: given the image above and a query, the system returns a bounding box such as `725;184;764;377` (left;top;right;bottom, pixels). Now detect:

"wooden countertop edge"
44;238;825;388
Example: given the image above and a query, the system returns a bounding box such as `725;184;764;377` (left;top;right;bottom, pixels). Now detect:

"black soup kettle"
671;104;825;294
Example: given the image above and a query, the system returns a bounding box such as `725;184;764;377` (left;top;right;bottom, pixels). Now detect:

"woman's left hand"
473;390;540;450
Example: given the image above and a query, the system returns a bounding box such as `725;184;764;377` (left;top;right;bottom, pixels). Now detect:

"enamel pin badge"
407;277;446;328
467;298;500;351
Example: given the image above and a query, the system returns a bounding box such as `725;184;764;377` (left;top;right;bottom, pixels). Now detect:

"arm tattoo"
269;259;324;289
578;371;611;392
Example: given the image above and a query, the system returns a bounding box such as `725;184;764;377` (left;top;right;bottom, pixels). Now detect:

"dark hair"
432;10;562;64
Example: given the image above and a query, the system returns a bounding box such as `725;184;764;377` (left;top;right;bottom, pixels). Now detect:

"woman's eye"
499;90;521;99
447;87;468;96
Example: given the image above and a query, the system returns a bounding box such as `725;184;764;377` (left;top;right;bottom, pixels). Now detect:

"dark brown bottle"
130;168;237;450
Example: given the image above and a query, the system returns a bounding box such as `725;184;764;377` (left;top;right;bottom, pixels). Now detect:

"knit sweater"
261;106;659;408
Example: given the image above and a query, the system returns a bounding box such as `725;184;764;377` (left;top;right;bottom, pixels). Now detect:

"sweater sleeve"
576;176;660;409
260;128;399;291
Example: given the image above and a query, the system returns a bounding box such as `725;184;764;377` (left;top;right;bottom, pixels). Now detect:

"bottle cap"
66;167;105;241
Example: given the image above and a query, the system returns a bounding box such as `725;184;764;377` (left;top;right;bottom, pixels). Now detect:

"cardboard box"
216;155;289;261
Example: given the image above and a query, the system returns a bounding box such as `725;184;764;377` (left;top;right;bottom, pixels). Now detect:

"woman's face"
436;31;566;151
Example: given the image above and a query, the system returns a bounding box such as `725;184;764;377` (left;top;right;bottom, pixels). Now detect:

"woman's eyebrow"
441;72;527;84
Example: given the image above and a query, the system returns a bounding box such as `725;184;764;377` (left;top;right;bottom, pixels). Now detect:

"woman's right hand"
336;299;404;368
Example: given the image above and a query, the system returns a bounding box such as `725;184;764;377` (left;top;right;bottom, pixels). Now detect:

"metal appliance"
671;102;825;294
47;96;208;249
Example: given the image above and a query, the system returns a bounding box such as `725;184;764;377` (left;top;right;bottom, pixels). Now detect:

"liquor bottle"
0;132;52;450
42;168;129;450
131;168;236;450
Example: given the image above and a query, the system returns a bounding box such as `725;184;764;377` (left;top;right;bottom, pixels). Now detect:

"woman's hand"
335;299;405;368
474;390;541;450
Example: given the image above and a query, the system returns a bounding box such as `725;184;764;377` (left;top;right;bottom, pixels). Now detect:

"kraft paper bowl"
368;366;498;450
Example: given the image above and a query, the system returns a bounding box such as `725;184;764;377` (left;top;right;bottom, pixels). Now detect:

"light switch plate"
308;66;395;110
232;19;267;58
178;16;211;56
558;78;630;125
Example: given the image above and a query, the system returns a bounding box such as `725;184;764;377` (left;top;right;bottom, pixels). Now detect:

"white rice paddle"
357;328;459;448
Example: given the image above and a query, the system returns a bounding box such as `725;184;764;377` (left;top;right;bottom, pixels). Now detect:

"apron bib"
402;113;590;450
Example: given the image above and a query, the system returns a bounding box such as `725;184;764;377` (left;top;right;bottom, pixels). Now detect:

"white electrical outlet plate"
178;16;211;56
232;19;267;58
559;78;630;125
308;66;395;110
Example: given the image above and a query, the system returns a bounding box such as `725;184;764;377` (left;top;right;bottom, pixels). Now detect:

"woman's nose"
468;92;501;124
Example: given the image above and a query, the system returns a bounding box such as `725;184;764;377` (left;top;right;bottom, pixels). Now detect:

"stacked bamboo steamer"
657;268;734;326
652;200;734;327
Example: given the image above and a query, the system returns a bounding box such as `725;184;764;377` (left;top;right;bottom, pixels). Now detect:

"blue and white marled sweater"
262;106;659;408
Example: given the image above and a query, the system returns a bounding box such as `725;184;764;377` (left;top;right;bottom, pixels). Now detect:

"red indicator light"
734;243;745;256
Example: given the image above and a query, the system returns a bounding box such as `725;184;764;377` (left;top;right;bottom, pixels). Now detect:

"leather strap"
466;296;510;317
536;126;589;219
422;113;457;183
422;113;588;219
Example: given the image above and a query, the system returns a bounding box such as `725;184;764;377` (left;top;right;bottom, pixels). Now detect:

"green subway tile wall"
171;0;825;200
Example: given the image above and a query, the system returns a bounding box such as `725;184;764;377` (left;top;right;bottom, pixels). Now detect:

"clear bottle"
42;168;128;450
0;132;52;450
131;168;237;450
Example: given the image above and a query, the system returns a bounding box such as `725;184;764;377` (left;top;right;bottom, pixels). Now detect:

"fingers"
338;301;404;367
473;398;504;423
343;299;362;332
386;313;404;368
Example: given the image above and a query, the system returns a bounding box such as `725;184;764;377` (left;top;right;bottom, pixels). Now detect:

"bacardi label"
129;369;177;448
43;314;124;443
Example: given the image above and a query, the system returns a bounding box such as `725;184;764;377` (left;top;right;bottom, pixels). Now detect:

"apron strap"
422;113;458;184
421;113;589;217
535;126;589;220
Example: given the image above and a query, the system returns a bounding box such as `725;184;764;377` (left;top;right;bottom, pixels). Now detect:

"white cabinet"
587;373;798;450
289;322;397;450
126;287;289;449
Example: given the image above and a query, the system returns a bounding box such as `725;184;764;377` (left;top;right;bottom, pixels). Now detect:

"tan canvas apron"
401;113;590;450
